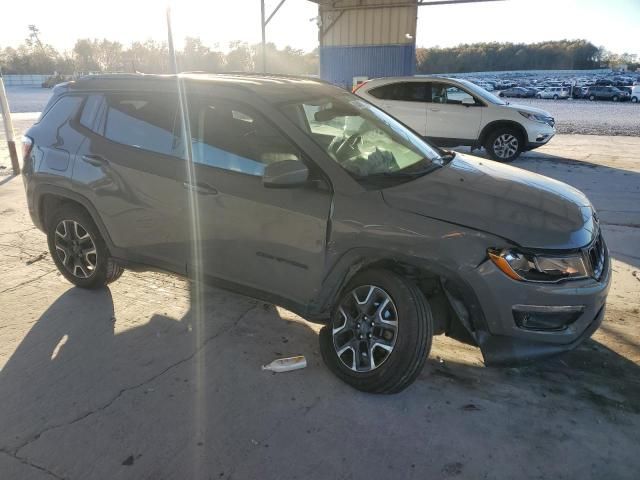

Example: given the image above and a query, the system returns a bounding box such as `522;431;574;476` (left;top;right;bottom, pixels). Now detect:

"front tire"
484;128;523;162
589;95;596;101
612;96;618;102
320;269;433;394
47;204;123;288
632;97;638;103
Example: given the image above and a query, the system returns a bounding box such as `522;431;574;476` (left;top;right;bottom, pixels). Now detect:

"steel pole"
0;75;20;174
261;0;267;73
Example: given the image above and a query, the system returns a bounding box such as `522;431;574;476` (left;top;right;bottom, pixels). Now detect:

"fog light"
535;134;550;142
513;305;584;331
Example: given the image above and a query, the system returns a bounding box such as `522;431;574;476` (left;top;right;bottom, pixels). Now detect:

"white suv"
354;76;556;162
631;85;640;103
536;87;570;100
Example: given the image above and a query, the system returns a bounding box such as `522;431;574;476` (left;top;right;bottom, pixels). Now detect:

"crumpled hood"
382;153;596;249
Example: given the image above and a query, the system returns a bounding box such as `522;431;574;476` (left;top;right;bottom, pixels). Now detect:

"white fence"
1;75;50;86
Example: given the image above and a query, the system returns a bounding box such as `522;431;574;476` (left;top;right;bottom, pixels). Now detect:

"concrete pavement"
0;133;639;479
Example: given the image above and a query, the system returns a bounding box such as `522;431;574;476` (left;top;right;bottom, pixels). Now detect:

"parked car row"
460;70;640;103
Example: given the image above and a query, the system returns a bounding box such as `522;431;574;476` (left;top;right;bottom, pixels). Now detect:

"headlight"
518;111;554;126
488;248;588;282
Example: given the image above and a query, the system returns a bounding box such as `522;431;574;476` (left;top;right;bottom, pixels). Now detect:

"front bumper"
525;123;556;149
464;244;611;366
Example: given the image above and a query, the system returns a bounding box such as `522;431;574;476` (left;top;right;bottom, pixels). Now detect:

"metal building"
312;0;418;89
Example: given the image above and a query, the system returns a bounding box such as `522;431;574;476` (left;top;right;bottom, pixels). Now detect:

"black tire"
553;94;558;100
47;203;123;288
319;269;433;394
632;97;638;103
612;96;618;102
536;94;542;99
484;127;523;162
589;95;596;101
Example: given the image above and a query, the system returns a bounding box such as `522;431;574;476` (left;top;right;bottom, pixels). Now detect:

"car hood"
502;103;552;117
382;153;596;249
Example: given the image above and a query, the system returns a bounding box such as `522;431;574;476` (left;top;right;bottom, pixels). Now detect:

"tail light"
22;136;33;160
352;80;369;93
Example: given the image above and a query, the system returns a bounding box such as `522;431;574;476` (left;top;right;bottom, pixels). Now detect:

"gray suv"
22;74;610;393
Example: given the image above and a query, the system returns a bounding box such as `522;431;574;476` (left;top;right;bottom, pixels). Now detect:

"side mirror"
461;97;476;106
263;159;309;188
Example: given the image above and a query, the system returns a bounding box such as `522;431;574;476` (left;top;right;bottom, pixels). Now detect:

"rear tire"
632;97;638;103
612;96;619;102
589;95;596;101
47;204;123;289
553;94;558;100
536;94;542;99
319;269;433;394
484;128;523;162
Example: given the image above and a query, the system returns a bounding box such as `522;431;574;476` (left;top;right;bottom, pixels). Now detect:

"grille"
584;232;606;281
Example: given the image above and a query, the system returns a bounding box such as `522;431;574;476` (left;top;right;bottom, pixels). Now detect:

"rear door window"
368;82;428;102
104;93;180;157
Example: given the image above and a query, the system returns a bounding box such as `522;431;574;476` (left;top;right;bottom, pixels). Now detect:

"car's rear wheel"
47;204;123;288
612;96;619;102
589;95;596;101
484;128;522;162
632;97;638;103
553;94;558;100
319;269;433;394
536;94;542;99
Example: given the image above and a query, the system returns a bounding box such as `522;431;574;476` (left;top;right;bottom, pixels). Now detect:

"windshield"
279;92;443;181
456;79;507;105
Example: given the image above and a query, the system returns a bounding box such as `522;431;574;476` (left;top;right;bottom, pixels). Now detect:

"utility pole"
261;0;266;73
0;69;20;175
260;0;287;74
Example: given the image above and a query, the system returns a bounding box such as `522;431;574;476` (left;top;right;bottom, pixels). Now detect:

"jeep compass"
22;74;610;393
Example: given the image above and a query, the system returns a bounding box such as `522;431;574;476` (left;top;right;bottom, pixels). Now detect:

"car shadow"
1;279;639;478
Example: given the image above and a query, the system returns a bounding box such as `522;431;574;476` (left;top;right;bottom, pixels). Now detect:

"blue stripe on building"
320;44;416;89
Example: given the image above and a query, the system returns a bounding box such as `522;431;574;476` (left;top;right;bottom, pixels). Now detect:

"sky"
0;0;638;56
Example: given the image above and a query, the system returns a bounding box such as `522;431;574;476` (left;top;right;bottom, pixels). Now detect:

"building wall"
318;0;417;88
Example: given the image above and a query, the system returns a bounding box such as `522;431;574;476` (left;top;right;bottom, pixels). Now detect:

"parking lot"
1;103;639;478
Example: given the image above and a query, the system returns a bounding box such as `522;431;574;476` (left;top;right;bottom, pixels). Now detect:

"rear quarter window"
37;96;83;129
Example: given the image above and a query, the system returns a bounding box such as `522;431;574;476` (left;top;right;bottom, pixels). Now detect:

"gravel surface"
507;98;640;136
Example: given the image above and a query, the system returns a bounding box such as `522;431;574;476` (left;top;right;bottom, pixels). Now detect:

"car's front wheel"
632;97;638;103
589;95;596;101
484;128;523;162
612;96;619;102
47;204;123;288
320;269;433;394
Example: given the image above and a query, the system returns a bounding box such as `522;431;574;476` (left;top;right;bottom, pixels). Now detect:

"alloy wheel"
492;133;519;159
332;285;398;372
54;220;98;279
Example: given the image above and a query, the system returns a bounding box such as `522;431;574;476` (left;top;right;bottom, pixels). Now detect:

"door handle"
82;154;107;166
183;182;218;195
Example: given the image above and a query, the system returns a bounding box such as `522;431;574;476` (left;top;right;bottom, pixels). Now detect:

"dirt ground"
0;124;639;479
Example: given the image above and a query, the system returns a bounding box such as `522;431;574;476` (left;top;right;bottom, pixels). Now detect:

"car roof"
61;73;336;103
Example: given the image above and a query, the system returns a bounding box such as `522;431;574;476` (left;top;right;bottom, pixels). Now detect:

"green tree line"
0;33;318;75
416;40;638;73
1;30;637;76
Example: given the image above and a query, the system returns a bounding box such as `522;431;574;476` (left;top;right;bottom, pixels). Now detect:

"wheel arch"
311;249;488;343
478;120;528;147
34;184;118;255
